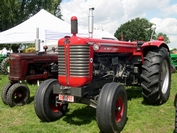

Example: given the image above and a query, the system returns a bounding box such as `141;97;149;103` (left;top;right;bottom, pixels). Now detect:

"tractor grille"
70;45;90;76
58;45;90;77
9;59;22;76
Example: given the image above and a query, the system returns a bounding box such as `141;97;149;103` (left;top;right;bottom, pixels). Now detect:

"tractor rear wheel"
171;64;176;73
174;94;177;132
141;47;171;105
34;79;68;122
1;57;10;74
6;83;30;107
96;82;127;133
1;82;13;105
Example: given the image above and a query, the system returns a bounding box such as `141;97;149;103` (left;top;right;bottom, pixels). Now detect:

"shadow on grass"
61;86;142;126
126;86;170;106
126;86;142;100
63;106;96;125
28;96;35;104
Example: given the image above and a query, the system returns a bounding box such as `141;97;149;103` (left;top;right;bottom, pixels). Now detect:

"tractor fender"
141;41;170;57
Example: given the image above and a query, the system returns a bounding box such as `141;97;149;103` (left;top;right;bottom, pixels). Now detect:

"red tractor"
1;47;58;107
34;8;171;133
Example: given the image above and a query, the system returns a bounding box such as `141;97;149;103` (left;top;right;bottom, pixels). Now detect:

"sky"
60;0;177;48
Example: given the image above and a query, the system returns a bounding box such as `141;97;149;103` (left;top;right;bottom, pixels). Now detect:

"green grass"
0;73;177;133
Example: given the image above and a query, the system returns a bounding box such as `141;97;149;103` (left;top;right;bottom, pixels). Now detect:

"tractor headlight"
93;43;100;51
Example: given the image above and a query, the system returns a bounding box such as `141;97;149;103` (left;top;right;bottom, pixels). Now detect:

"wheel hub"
117;107;121;111
115;97;124;122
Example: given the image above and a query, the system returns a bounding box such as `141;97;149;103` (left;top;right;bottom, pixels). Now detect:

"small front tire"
34;79;68;122
96;82;127;133
1;82;13;105
6;83;30;107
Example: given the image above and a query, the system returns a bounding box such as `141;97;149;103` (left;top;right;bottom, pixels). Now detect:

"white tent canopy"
45;29;117;44
0;9;116;51
0;9;71;51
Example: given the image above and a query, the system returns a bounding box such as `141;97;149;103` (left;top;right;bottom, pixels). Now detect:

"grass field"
0;73;177;133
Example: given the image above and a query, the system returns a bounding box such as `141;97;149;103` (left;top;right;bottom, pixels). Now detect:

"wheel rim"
50;94;62;113
13;89;27;103
115;97;124;122
161;60;170;94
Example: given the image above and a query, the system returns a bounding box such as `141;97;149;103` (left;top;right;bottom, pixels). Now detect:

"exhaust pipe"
35;28;40;52
88;7;94;38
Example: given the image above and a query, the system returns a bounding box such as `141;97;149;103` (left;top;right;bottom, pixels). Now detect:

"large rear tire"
96;82;127;133
1;57;10;74
1;82;13;105
174;94;177;132
34;79;68;122
141;47;171;105
171;64;176;73
6;83;30;107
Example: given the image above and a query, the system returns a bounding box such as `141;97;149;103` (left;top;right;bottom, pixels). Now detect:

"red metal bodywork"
141;40;166;48
9;52;58;81
58;34;168;87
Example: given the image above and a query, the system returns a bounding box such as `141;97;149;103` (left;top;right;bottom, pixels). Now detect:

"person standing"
1;47;7;57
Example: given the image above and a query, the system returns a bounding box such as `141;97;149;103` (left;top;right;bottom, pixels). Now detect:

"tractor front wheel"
141;47;171;105
96;82;127;133
34;79;68;122
6;83;30;107
1;82;13;105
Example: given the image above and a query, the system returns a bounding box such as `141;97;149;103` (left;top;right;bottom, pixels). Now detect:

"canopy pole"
35;28;40;52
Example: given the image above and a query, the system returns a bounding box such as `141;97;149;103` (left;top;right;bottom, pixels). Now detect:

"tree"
114;17;170;43
156;32;170;44
0;0;62;32
0;0;62;51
